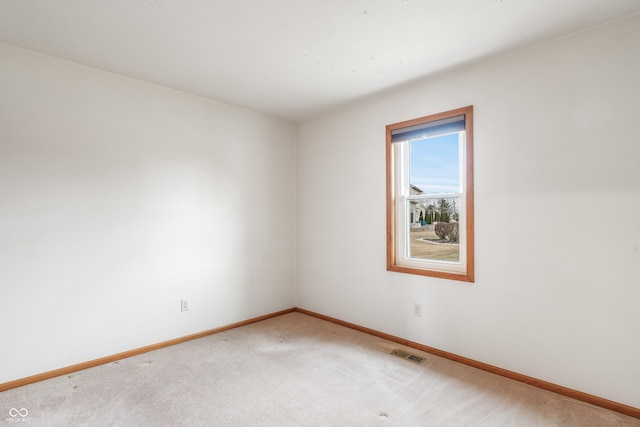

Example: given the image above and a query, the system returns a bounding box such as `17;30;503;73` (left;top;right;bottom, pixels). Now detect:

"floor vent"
390;349;425;364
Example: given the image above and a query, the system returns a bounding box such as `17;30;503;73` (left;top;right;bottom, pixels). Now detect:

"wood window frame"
386;106;474;282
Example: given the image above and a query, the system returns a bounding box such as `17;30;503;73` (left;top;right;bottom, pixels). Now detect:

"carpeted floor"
1;312;638;426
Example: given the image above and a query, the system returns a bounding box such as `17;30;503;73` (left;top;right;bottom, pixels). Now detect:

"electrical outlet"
181;299;189;312
413;303;422;317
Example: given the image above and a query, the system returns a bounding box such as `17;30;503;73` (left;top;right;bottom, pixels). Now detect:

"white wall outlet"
413;302;422;317
181;299;189;312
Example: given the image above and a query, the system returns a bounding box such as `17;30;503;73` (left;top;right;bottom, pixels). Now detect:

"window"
386;106;474;282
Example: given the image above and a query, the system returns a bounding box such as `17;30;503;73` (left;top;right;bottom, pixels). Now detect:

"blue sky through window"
410;133;459;194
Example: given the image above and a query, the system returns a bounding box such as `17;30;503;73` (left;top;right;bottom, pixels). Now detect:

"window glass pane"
409;133;460;194
407;197;460;262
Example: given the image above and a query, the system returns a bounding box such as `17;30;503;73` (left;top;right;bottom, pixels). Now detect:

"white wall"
0;43;296;384
297;14;640;407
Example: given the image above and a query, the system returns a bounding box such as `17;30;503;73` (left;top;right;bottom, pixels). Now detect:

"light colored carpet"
1;312;638;426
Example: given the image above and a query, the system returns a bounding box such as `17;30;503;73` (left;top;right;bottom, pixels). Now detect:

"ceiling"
1;1;639;122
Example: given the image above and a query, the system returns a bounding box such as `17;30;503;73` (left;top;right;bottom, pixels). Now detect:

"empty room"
1;1;639;425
